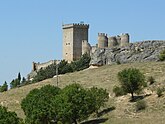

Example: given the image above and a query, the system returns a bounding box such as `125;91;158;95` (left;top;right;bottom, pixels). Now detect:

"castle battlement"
120;33;129;36
62;23;89;29
98;33;107;37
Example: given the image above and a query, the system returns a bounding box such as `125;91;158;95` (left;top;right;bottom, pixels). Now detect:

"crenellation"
62;23;89;29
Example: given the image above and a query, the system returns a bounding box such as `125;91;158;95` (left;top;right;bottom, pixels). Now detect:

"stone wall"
90;40;165;66
32;60;58;71
28;60;60;80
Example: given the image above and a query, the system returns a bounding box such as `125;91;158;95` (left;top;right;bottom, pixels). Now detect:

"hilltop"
0;61;165;124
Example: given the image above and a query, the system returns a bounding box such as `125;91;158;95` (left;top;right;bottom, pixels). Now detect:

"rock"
90;40;165;66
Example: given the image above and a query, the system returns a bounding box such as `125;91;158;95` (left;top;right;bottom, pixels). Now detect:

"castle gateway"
62;23;90;62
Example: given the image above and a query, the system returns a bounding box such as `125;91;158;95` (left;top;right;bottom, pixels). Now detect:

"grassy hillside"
0;61;165;124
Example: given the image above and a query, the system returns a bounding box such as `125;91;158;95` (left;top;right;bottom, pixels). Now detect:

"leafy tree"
21;85;61;124
32;63;57;83
21;83;109;123
88;87;109;116
118;68;145;99
71;53;91;71
0;105;20;124
55;84;93;124
0;81;8;92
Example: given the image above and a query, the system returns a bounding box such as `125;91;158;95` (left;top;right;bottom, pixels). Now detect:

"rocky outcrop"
90;40;165;66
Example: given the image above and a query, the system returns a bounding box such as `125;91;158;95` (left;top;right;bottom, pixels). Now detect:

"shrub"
135;100;147;111
148;76;155;85
116;60;121;65
157;87;163;97
113;86;126;97
159;49;165;61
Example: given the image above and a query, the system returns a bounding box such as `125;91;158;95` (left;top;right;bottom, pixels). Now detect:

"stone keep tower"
62;23;89;62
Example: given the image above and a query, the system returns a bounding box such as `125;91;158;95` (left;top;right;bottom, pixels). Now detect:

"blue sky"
0;0;165;85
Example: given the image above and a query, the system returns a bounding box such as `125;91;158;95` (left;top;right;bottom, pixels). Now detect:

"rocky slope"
90;40;165;66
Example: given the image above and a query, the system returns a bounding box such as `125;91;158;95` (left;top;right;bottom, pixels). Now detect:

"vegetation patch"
113;86;126;97
157;87;163;97
159;49;165;61
135;100;147;112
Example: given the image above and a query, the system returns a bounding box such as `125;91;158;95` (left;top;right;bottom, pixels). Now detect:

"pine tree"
18;72;21;82
0;81;8;92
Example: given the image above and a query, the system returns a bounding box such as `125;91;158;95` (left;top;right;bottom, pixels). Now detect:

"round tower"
98;33;108;48
82;40;91;55
120;33;129;47
108;36;118;47
116;35;121;45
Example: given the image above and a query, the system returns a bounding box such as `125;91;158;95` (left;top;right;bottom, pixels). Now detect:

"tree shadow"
81;118;108;124
129;94;151;102
97;106;115;117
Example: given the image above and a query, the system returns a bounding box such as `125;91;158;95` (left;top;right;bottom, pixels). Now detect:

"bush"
157;87;163;97
116;60;121;65
135;100;147;111
148;76;155;85
113;86;126;97
159;49;165;61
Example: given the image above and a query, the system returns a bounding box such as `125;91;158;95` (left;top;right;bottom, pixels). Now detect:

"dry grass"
0;61;165;123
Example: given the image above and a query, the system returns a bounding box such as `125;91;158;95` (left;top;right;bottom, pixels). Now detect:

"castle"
28;23;130;79
62;23;130;62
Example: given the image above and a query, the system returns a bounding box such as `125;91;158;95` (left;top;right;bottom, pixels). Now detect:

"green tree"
118;68;145;99
21;77;26;84
32;63;57;83
0;81;8;92
88;87;109;116
21;85;61;124
0;105;20;124
71;53;91;71
18;72;21;83
32;53;91;83
60;84;96;124
10;79;20;89
58;60;73;74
